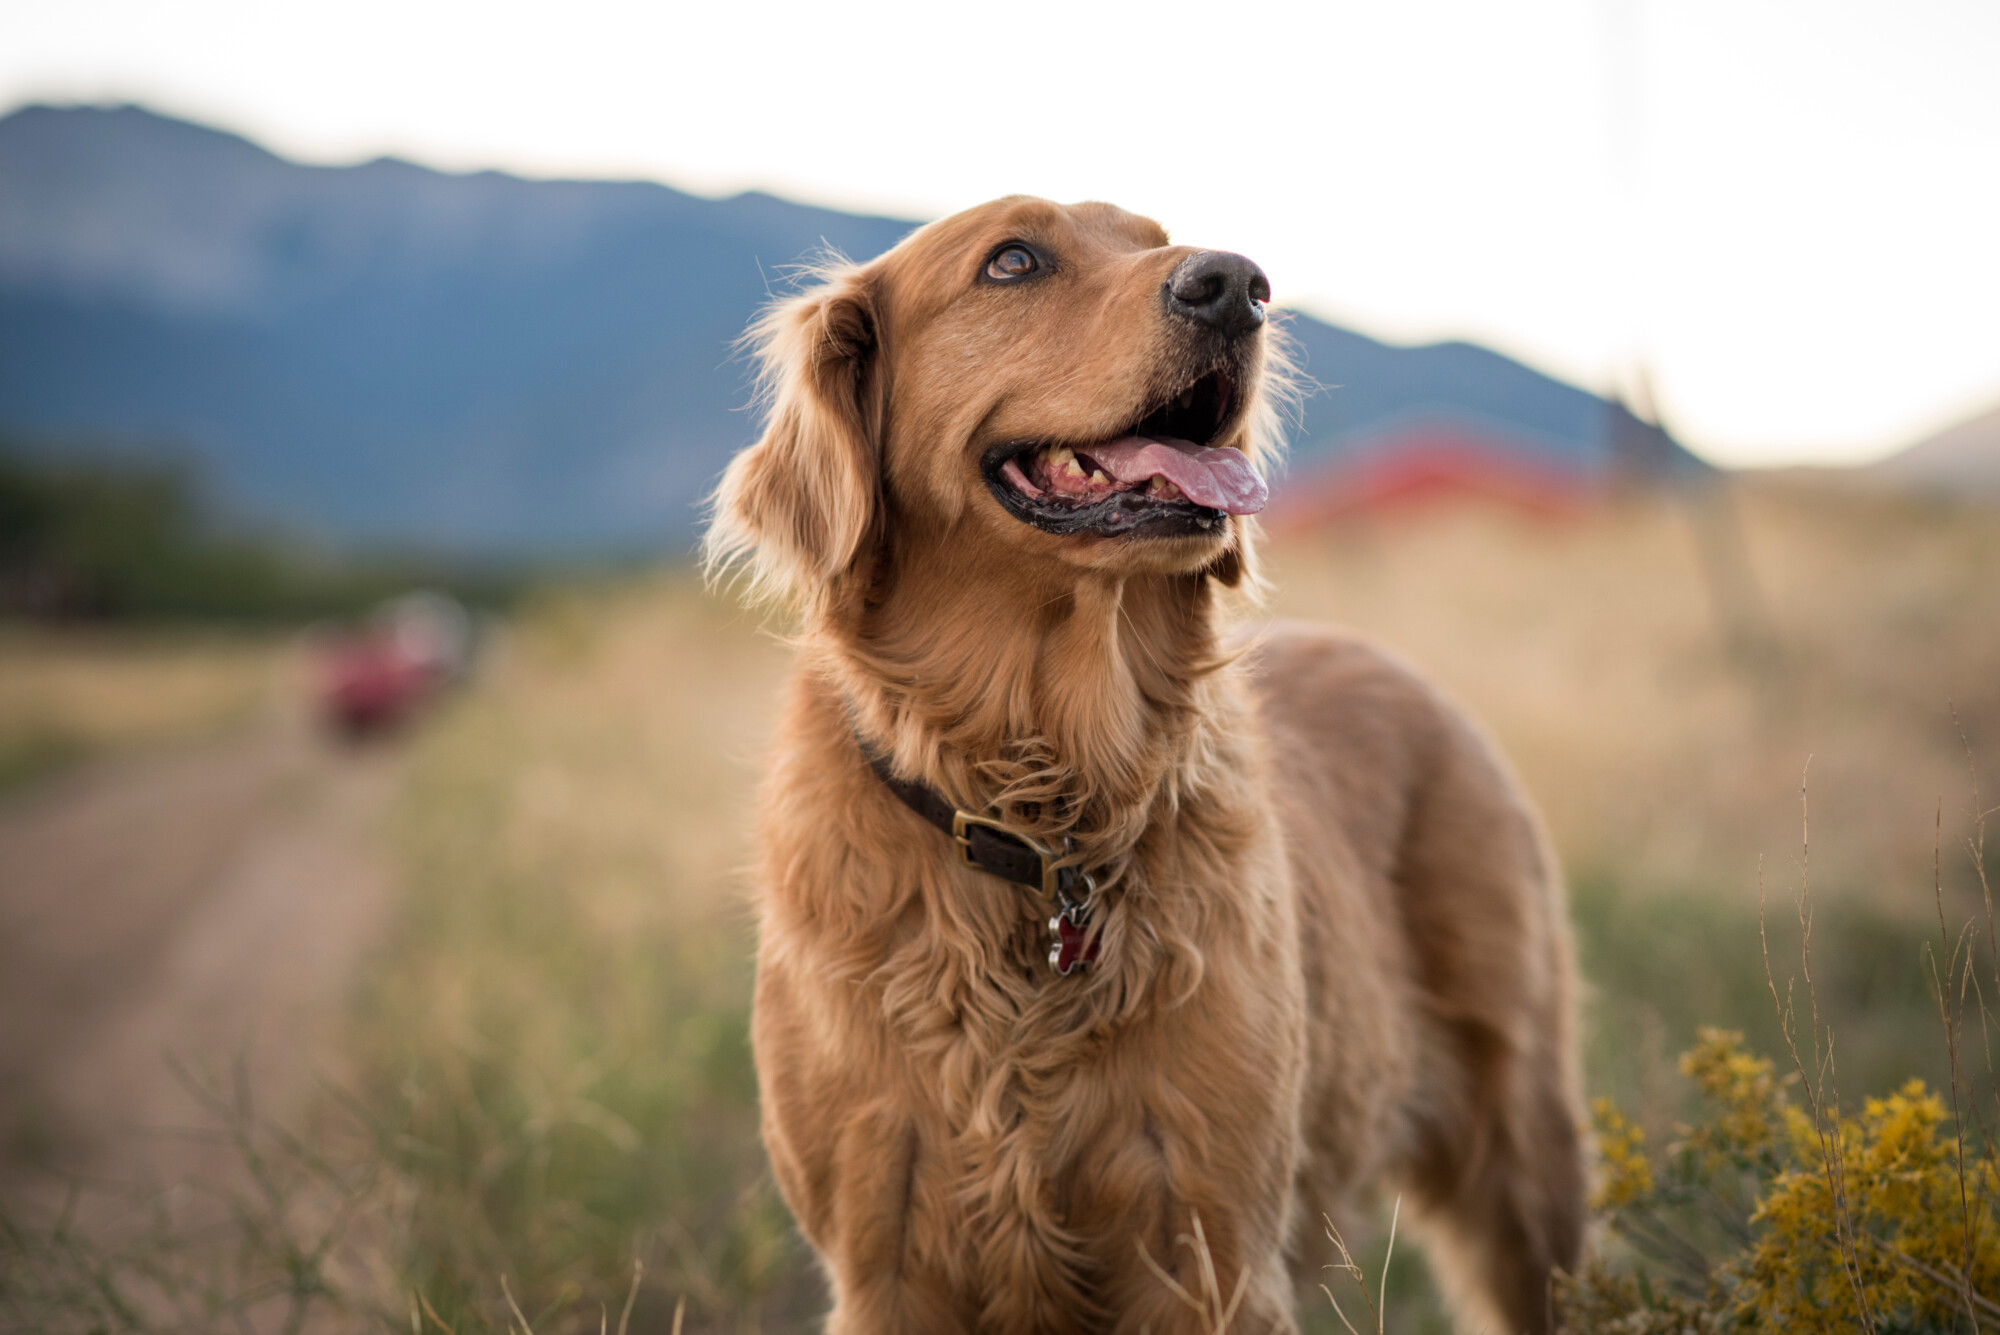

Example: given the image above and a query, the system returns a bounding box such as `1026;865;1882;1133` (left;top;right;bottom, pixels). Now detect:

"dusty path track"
0;709;401;1211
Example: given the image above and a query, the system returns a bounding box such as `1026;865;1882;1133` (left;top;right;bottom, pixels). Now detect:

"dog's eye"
986;246;1039;281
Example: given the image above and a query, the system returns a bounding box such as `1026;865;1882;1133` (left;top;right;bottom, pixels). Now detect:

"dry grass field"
337;475;1997;1332
0;627;283;791
6;474;1998;1332
1267;475;2000;909
1266;476;2000;1154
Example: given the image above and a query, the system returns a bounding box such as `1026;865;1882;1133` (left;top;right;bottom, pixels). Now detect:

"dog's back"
1245;623;1587;1330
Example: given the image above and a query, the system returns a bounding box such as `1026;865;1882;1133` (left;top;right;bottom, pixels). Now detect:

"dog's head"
707;196;1287;611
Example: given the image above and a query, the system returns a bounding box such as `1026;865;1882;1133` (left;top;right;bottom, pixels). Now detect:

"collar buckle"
951;808;1064;899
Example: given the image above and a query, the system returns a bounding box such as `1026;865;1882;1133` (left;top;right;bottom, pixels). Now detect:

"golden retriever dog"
705;196;1586;1334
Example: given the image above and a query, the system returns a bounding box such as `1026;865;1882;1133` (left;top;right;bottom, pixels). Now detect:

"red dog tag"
1049;910;1100;976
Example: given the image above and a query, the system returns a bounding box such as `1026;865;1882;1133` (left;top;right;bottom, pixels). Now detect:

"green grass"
1575;873;1987;1134
0;727;86;794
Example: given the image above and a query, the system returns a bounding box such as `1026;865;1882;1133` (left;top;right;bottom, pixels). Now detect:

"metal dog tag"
1048;899;1099;976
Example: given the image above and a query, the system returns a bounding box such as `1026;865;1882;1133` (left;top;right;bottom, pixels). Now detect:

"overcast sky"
5;0;1997;466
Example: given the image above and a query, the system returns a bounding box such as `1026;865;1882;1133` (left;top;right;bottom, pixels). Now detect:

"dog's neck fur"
810;524;1241;881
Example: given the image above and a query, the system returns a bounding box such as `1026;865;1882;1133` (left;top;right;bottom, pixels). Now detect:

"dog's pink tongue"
1087;436;1267;515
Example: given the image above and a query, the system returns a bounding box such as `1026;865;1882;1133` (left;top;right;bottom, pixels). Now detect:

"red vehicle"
313;592;474;737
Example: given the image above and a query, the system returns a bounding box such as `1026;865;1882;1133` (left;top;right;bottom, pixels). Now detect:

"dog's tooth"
1090;469;1109;484
1049;445;1075;469
1064;458;1086;478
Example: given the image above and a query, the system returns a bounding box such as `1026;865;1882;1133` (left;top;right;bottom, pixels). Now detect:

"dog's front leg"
756;965;980;1333
811;1102;975;1335
1101;1220;1299;1335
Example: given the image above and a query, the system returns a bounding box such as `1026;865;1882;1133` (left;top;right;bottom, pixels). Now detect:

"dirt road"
0;708;401;1211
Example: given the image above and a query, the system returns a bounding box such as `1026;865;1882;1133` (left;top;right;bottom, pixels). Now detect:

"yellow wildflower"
1593;1096;1656;1210
1677;1028;1788;1171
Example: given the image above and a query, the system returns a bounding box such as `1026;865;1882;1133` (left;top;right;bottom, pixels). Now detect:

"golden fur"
705;197;1587;1333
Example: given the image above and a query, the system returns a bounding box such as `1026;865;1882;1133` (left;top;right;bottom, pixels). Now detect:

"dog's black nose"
1164;251;1270;335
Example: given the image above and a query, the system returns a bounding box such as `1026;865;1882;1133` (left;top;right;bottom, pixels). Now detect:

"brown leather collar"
857;743;1101;974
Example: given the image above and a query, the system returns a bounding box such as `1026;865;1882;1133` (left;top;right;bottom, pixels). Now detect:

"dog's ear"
706;266;881;608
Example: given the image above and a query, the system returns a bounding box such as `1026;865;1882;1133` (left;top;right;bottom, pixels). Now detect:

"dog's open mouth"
981;369;1267;538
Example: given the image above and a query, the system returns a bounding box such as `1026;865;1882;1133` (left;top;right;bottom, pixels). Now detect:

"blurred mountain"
0;104;1703;555
1873;403;2000;498
0;104;914;553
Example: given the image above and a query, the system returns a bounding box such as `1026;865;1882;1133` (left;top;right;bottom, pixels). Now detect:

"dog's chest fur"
749;669;1309;1332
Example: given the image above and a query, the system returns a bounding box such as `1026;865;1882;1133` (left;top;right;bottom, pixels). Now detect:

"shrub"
1571;1028;2000;1332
